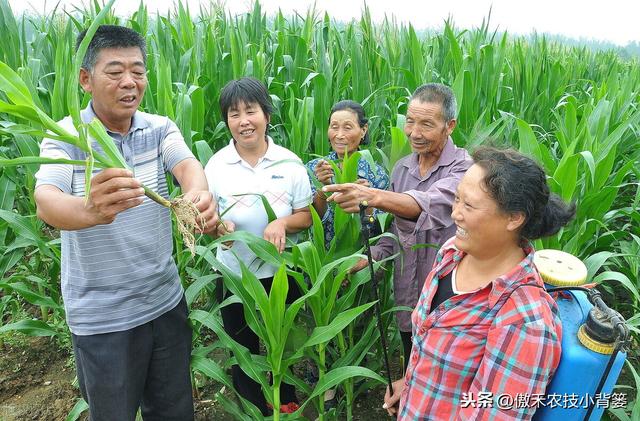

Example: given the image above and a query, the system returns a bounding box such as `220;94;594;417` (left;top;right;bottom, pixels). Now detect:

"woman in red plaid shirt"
383;147;575;420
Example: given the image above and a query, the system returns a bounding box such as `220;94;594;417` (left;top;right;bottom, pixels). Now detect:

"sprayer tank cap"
533;249;588;287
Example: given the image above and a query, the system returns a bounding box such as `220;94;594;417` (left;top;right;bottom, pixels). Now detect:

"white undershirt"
451;267;482;295
451;267;462;294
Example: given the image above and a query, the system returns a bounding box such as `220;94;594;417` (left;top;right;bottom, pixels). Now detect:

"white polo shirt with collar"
205;136;312;279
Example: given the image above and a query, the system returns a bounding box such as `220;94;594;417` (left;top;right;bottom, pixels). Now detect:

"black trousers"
71;296;194;421
219;275;300;415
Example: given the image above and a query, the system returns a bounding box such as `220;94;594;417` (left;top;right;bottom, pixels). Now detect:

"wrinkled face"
404;100;455;157
451;164;520;257
227;101;269;151
79;47;147;132
327;109;367;158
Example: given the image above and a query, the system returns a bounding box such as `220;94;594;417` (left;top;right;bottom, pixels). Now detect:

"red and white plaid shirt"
399;238;562;420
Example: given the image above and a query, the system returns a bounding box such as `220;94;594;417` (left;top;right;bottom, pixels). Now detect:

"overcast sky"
9;0;640;46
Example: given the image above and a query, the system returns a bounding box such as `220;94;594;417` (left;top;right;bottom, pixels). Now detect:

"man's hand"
216;219;235;248
322;183;376;213
382;378;406;416
183;190;219;234
263;219;287;253
86;168;144;225
349;257;368;274
342;257;369;288
314;159;335;185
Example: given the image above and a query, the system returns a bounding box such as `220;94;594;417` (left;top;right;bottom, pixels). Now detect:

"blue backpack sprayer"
532;250;630;420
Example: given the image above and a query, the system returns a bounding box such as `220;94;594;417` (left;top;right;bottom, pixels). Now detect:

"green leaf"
86;119;127;168
584;251;615;280
297;366;385;413
267;264;288;350
593;271;640;303
303;301;376;348
64;399;89;421
216;231;282;268
0;99;41;122
185;274;219;306
68;0;117;126
552;153;579;201
0;319;58;336
516;118;554;173
190;309;271;393
0;156;89;167
193;139;213;166
309;205;325;252
231;193;278;224
0;281;59;308
195;245;267;340
0;175;16;243
0;60;35;106
578;151;596;189
0;210;48;252
191;354;233;390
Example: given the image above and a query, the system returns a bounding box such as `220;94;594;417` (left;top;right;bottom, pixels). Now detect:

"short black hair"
329;100;370;145
472;147;576;240
410;83;457;122
219;77;274;126
76;25;146;71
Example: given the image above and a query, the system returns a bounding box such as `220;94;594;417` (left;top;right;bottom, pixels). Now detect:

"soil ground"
0;336;78;421
0;336;390;421
2;335;634;420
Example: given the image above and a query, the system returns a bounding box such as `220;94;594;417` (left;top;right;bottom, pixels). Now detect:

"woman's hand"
263;219;287;253
382;378;406;416
314;159;335;185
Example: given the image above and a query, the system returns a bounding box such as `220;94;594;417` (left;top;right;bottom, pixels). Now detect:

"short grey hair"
76;25;146;72
410;83;457;122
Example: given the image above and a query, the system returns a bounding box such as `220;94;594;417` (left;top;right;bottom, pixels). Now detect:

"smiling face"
227;100;269;153
451;164;524;258
404;99;455;159
327;109;367;158
79;47;147;134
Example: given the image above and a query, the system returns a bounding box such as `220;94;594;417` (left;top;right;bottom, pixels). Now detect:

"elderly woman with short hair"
306;99;389;246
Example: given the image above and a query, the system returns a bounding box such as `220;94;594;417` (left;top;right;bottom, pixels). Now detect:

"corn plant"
190;231;386;420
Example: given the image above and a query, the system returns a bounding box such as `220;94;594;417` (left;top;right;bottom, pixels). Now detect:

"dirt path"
0;336;390;420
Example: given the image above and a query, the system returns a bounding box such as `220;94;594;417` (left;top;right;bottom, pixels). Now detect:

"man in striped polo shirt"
34;25;217;420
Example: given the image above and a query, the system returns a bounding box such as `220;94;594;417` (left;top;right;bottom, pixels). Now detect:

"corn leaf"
303;301;376;348
64;399;89;421
190;309;271;394
0;156;89;167
0;319;58;336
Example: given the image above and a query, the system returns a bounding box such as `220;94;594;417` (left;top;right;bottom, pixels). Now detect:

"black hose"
359;202;394;396
583;344;621;421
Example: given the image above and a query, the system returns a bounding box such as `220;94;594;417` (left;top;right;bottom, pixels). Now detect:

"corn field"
0;0;639;419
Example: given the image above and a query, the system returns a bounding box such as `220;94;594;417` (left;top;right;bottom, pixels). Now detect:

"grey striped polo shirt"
35;103;194;335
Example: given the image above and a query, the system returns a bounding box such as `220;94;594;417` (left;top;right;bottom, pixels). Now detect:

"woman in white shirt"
204;77;312;415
